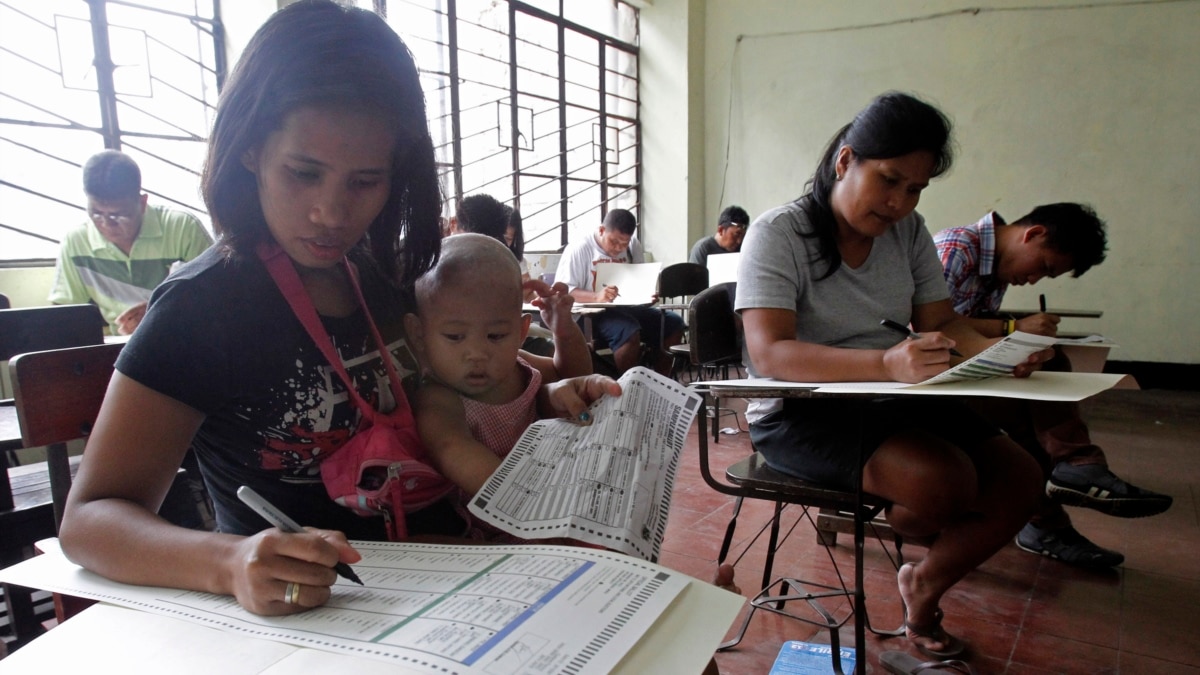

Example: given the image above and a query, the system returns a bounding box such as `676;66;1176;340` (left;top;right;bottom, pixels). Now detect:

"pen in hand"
236;485;364;585
879;319;964;357
1039;294;1047;313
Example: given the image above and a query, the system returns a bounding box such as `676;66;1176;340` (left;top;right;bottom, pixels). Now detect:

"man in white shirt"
554;209;683;375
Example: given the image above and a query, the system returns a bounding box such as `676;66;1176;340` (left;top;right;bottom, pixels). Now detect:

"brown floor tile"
1119;651;1200;674
657;388;1200;675
1011;631;1120;673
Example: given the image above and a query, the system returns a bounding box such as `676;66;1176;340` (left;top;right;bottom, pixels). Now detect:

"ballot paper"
916;330;1115;385
914;330;1059;385
0;539;732;675
469;367;702;561
579;262;662;306
697;330;1127;403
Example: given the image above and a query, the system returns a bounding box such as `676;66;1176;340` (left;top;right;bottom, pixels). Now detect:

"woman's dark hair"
456;194;508;240
201;0;441;287
456;193;524;260
504;206;524;259
799;91;954;279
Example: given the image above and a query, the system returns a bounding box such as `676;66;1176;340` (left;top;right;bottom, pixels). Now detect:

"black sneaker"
1015;523;1125;569
1047;463;1173;518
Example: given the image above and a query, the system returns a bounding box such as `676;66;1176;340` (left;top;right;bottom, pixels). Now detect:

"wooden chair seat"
7;456;83;515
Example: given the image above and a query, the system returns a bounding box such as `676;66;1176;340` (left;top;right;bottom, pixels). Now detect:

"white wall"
637;0;706;263
0;268;57;309
699;0;1200;363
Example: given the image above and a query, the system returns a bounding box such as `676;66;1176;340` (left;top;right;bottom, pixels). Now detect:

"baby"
405;233;620;533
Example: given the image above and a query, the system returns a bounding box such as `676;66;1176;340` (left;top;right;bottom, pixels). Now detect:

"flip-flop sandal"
898;563;967;659
904;607;966;659
880;650;976;674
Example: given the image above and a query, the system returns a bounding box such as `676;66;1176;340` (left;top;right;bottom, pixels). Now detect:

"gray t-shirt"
688;235;727;267
735;199;949;420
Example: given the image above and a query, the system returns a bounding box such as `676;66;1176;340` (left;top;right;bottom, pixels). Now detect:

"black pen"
880;319;964;357
237;485;364;585
1039;294;1047;313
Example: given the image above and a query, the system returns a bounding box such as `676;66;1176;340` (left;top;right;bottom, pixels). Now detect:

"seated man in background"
688;205;749;268
50;150;212;334
555;208;683;376
936;202;1172;569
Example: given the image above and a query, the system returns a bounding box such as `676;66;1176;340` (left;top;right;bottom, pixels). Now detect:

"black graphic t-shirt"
119;245;438;539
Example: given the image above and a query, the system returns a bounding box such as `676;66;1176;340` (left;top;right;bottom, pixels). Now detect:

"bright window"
0;0;639;263
0;0;221;263
376;0;640;251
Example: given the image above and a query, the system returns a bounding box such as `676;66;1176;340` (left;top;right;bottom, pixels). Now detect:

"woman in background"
737;92;1044;659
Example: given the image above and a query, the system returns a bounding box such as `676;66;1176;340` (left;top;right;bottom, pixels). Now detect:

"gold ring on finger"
284;581;300;605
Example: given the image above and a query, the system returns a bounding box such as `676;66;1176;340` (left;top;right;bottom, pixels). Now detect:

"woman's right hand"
881;333;954;383
229;527;360;615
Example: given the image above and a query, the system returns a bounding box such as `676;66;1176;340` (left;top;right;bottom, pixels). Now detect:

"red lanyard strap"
257;243;412;426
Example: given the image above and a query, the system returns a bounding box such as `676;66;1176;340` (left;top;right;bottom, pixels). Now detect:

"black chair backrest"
0;305;106;361
657;262;709;300
0;293;10;310
688;282;740;366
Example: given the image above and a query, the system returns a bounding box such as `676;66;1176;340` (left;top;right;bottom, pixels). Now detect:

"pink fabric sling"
258;243;452;540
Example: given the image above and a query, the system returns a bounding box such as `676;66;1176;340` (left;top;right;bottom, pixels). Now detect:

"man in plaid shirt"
935;203;1171;569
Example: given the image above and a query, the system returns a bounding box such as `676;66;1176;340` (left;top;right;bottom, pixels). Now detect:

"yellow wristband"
1003;318;1016;336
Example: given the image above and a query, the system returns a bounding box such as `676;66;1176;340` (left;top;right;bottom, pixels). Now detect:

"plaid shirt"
933;211;1009;316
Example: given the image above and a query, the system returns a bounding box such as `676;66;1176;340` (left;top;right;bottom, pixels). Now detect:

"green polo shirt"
49;204;213;333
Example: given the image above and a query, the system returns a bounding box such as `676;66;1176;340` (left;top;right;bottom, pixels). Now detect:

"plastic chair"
685;283;744;441
656;262;708;379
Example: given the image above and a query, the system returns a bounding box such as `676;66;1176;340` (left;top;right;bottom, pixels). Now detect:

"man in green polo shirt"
49;150;213;334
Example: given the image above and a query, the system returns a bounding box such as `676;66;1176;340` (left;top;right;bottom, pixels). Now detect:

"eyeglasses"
89;212;137;226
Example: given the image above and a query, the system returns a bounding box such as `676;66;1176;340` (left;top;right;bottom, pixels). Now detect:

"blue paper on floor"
768;640;856;674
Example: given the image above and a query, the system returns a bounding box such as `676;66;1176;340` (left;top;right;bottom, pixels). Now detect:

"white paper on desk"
585;262;662;305
696;371;1124;402
470;367;702;561
1056;334;1118;346
0;540;697;675
706;251;741;285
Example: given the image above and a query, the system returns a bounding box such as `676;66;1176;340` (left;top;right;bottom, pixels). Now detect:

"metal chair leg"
717;496;745;564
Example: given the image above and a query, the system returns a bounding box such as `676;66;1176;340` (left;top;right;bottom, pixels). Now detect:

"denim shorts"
589;306;684;351
748;396;1001;490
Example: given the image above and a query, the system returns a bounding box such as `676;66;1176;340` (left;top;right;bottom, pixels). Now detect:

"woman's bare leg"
864;432;1041;652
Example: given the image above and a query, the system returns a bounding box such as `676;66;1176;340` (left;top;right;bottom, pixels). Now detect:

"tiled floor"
657;388;1200;674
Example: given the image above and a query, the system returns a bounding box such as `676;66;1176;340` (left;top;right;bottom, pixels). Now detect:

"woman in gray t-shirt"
737;92;1047;660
